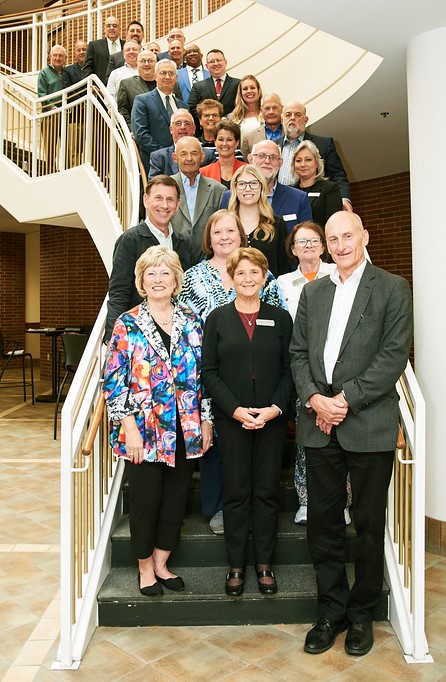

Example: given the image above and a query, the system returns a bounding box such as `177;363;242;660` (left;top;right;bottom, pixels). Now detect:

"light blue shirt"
180;171;200;221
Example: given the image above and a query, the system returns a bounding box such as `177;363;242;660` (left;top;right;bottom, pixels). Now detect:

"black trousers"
306;430;394;622
124;431;195;560
216;416;287;567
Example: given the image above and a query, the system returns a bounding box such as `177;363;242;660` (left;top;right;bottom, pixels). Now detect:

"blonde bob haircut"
226;247;268;279
292;139;326;183
134;246;183;298
228;164;275;242
201;209;248;256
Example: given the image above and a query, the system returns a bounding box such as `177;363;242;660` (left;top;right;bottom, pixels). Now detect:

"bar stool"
53;333;88;439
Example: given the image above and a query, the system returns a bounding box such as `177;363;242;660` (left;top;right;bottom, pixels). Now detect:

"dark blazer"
220;182;312;235
105;52;124;82
202;300;294;419
131;89;188;174
188;74;240;123
284;132;351;201
177;66;210;101
148;145;216;178
289;261;413;451
83;38;125;84
62;62;87;96
170;172;226;264
105;220;192;340
117;76;156;126
293;178;342;227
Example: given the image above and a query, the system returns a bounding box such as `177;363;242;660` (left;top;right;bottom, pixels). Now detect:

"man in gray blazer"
170;136;225;264
290;212;412;657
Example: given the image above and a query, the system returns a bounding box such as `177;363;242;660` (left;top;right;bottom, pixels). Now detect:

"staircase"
97;465;389;628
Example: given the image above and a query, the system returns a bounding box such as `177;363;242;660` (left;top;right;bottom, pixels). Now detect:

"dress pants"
124;430;195;560
306;430;394;622
199;437;223;516
216;416;286;567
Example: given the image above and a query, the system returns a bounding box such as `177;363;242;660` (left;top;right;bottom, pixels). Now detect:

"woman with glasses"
200;121;246;187
228;164;288;277
277;222;351;526
292;140;343;228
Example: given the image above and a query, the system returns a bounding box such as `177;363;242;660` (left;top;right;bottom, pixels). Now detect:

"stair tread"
99;563;386;603
112;511;356;542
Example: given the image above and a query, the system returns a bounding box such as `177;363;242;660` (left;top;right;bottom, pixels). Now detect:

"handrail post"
149;0;156;42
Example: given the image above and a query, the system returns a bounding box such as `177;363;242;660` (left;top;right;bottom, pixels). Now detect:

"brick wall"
39;225;108;379
0;232;26;345
350;171;412;285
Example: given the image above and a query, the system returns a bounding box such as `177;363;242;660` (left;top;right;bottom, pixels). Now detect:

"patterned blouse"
178;260;286;321
103;299;212;466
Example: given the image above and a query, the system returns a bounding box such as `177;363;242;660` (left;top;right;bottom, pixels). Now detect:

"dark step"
111;512;357;568
97;564;389;627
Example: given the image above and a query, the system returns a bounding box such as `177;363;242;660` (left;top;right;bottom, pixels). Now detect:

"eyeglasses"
139;58;155;64
252;152;280;162
158;70;175;77
171;121;194;127
207;58;225;65
106;23;119;28
201;113;219;119
235;180;261;190
294;237;321;247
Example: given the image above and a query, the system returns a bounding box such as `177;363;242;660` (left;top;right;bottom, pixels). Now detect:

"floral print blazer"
103;299;212;466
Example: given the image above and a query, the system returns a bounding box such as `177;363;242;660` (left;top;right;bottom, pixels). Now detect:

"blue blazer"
131;89;188;175
220;181;312;233
149;144;216;178
177;67;210;101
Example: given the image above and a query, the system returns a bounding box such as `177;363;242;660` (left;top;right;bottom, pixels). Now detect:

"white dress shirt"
145;219;173;250
323;258;367;385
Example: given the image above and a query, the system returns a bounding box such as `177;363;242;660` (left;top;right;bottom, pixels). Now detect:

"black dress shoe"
345;621;373;655
304;617;348;654
256;569;278;595
138;573;163;596
225;570;244;596
155;575;185;591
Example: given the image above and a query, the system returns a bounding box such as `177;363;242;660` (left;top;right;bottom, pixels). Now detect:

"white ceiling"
258;0;446;182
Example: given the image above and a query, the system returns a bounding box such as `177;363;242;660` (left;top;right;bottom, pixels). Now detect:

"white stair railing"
52;299;125;670
0;71;140;234
385;361;432;663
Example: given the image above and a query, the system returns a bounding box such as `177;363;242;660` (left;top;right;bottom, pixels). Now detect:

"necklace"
149;305;173;326
239;310;257;326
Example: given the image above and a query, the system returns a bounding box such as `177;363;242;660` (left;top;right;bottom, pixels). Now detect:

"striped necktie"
192;68;198;83
165;95;174;120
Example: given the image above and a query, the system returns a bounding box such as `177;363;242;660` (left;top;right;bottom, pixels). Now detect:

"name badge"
308;192;321;197
283;213;297;221
256;318;275;326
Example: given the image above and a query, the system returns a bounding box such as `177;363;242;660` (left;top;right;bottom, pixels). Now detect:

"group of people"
44;14;414;661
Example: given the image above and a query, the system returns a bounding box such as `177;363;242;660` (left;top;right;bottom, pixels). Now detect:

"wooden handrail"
397;424;406;450
81;392;105;455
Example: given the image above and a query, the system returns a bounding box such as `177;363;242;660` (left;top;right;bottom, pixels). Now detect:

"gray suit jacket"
170;173;226;264
290;262;413;451
117;76;156;126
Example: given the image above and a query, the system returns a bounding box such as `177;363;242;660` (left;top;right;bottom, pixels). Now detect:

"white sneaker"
209;510;224;534
344;508;352;525
294;506;307;524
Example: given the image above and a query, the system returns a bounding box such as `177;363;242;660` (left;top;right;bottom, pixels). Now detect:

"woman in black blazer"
202;248;294;597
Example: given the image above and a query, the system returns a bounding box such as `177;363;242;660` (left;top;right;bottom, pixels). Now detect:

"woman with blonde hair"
103;246;213;596
228;164;288;276
230;75;263;141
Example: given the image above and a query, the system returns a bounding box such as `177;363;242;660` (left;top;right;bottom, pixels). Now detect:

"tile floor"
1;367;446;682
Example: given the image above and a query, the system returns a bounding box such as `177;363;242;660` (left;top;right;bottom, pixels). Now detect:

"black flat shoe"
225;570;244;596
138;573;163;596
155;575;185;591
344;621;373;655
256;569;277;595
304;617;348;654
